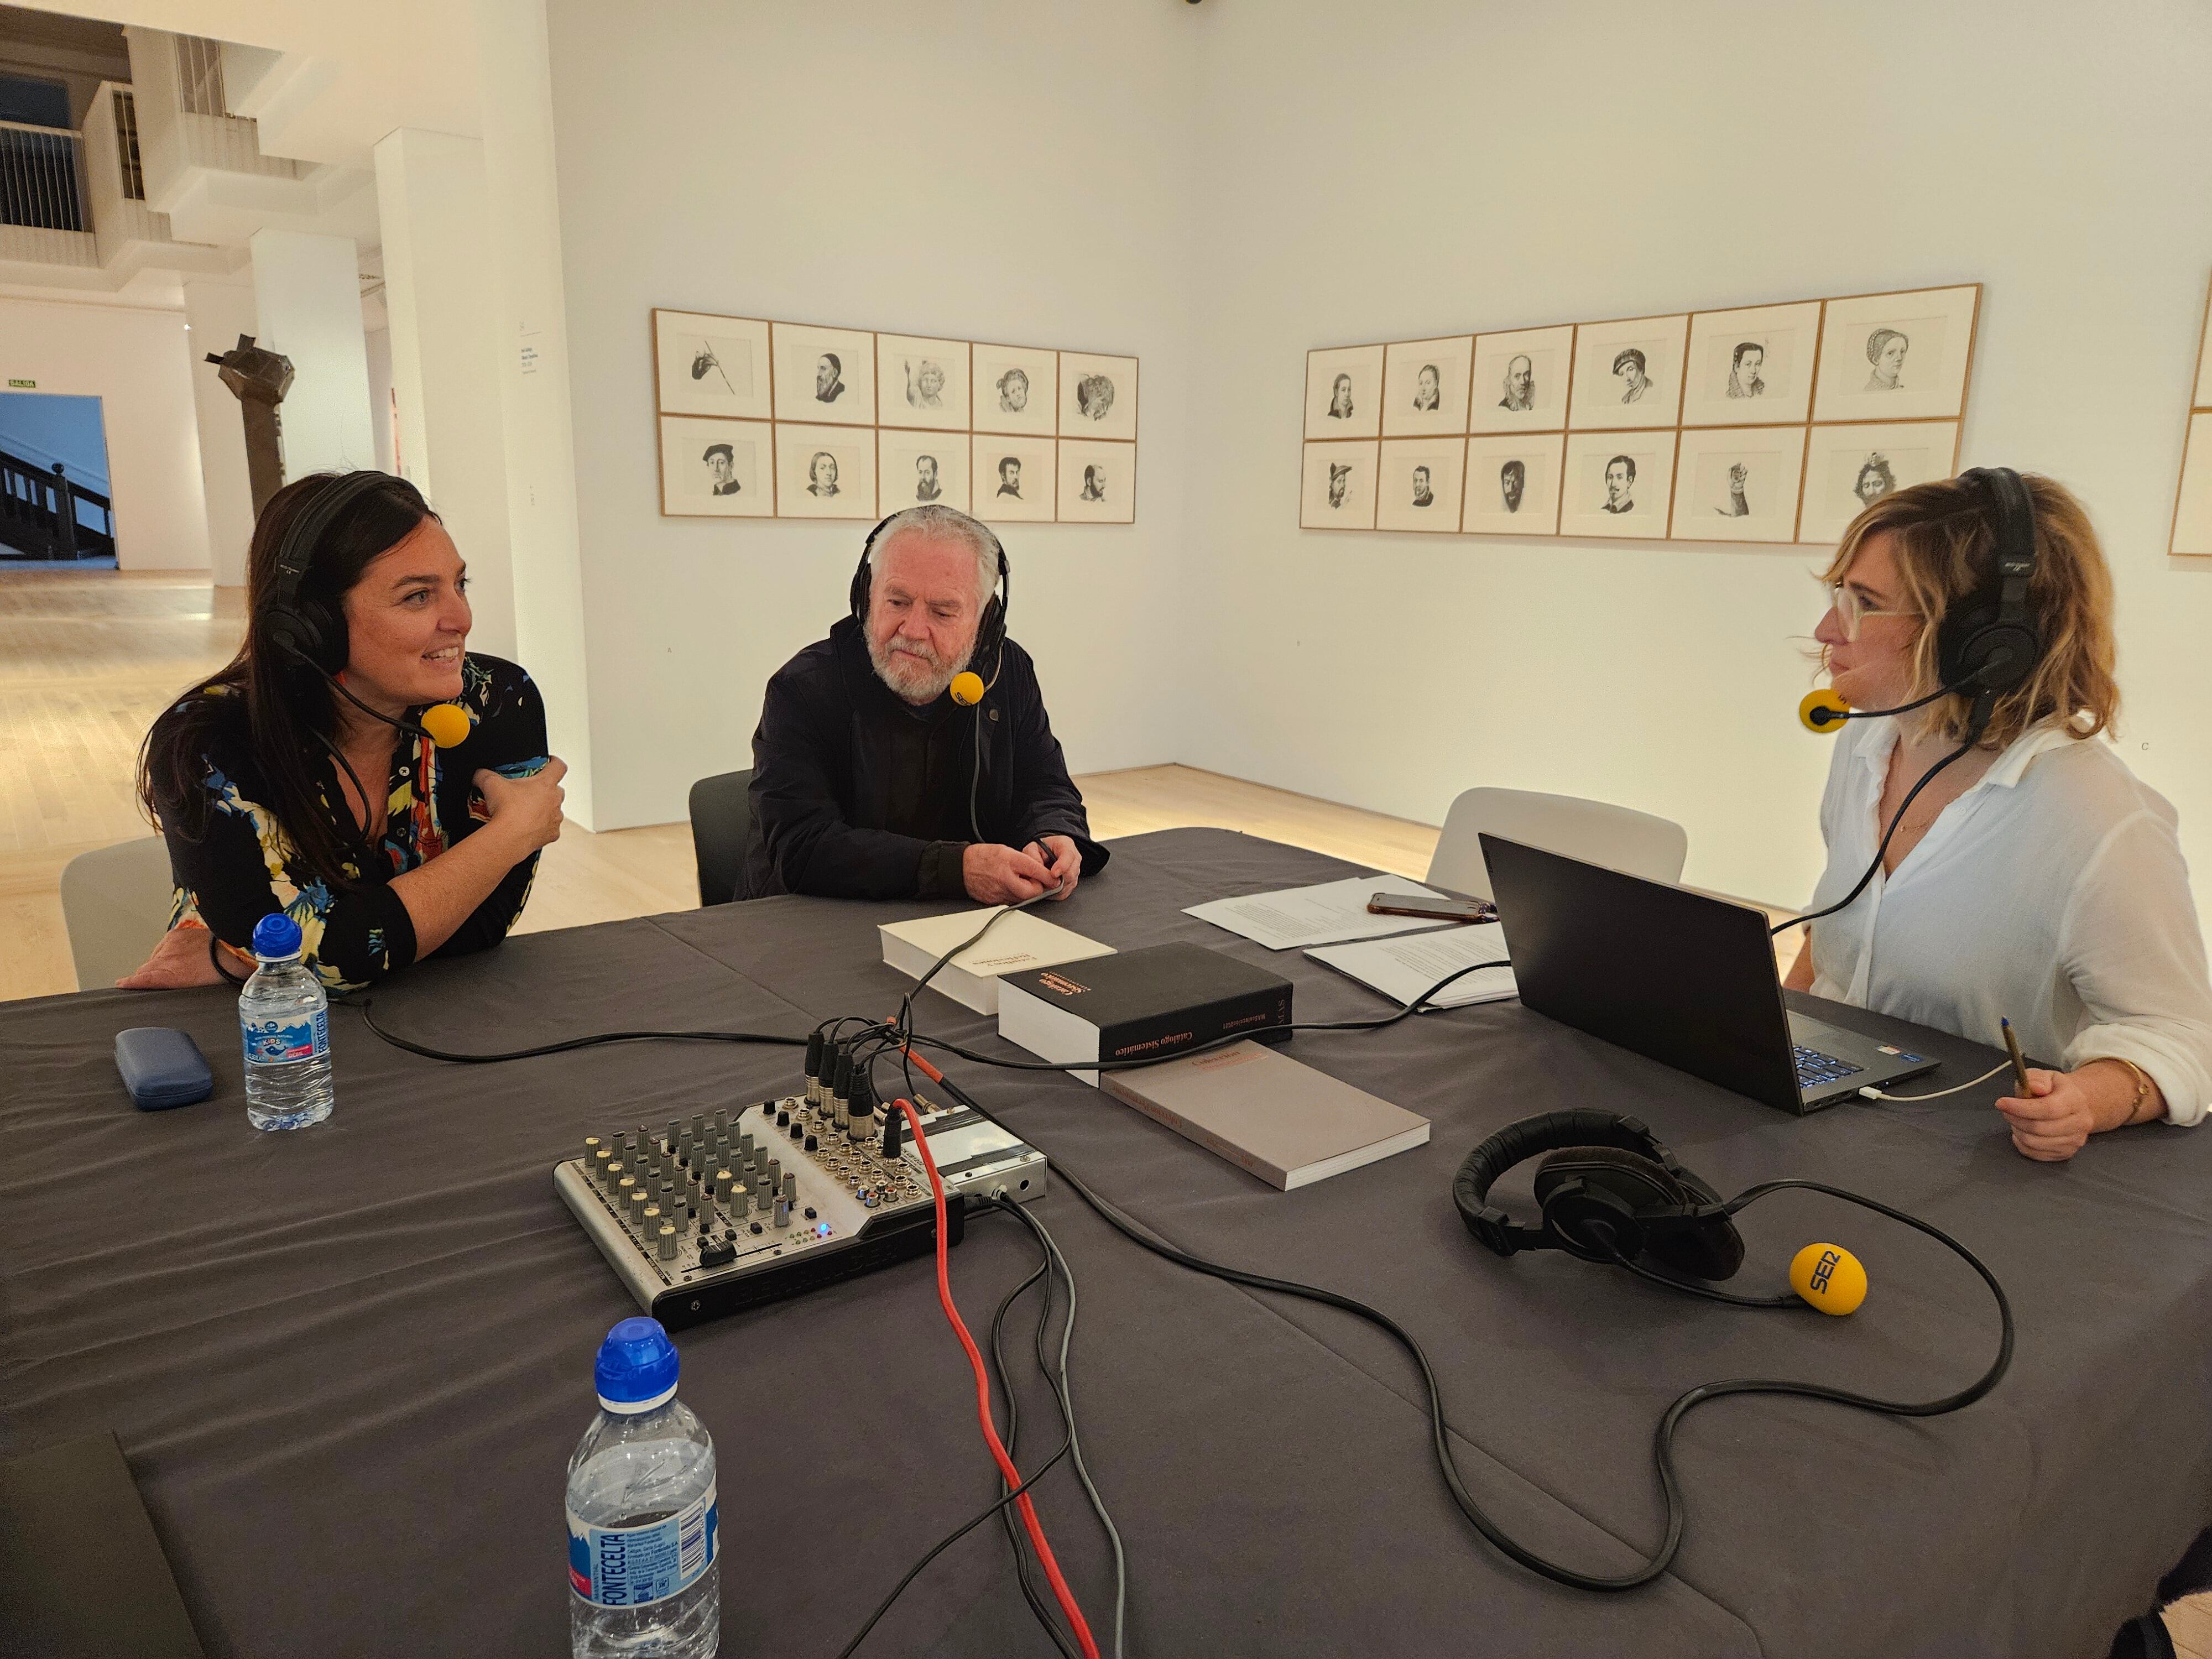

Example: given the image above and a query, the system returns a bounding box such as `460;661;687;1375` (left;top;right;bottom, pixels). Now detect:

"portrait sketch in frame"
2171;413;2212;556
1058;351;1138;444
1468;325;1573;436
1668;426;1808;545
1797;421;1959;545
1462;432;1564;535
654;311;771;421
1558;431;1677;540
659;415;773;518
2193;273;2212;409
879;429;972;515
1567;315;1688;432
1810;285;1979;424
770;321;876;427
1304;345;1384;441
972;434;1056;524
774;421;878;520
1300;440;1378;529
1375;438;1467;533
875;335;971;433
1057;439;1135;525
972;344;1058;437
1381;337;1474;439
1679;302;1821;428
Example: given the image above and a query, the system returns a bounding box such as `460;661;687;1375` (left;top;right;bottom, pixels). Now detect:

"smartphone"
1366;893;1498;924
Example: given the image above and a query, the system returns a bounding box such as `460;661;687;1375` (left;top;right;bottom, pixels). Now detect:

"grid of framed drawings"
1300;284;1978;547
2168;274;2212;557
654;309;1138;526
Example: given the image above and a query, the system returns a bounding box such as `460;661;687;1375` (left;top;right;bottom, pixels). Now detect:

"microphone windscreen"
948;671;985;707
1799;688;1853;734
1789;1241;1867;1316
420;702;472;749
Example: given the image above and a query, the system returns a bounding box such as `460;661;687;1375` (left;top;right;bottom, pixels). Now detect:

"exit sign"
7;378;33;388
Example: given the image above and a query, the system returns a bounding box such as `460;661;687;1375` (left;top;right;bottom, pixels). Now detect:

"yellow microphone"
419;702;472;749
948;671;985;708
1799;687;1853;734
1789;1241;1868;1316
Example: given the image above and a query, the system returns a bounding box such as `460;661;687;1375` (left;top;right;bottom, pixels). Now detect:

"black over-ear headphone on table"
1443;1108;2015;1590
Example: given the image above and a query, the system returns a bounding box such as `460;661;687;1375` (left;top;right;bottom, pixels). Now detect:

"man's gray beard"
869;631;974;705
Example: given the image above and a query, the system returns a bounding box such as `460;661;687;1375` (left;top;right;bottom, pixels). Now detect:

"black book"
995;942;1293;1087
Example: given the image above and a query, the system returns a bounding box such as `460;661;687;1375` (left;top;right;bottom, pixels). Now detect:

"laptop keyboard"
1794;1045;1864;1089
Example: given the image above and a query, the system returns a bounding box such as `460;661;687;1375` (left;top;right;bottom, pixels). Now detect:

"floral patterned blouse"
158;654;548;990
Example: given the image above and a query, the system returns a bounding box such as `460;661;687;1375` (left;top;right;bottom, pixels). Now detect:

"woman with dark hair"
124;471;565;992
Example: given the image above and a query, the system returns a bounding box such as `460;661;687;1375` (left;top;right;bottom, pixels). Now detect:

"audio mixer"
555;1071;1045;1328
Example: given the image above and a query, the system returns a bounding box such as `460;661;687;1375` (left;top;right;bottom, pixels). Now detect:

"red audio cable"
894;1096;1099;1659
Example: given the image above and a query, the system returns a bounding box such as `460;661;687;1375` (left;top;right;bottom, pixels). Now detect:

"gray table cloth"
4;828;2205;1658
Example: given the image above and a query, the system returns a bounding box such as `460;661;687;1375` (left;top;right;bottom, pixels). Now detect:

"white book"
1305;924;1517;1010
879;907;1115;1015
1184;873;1458;951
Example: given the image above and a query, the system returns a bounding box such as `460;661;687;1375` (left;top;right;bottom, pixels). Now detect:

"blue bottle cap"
594;1316;680;1413
251;912;303;961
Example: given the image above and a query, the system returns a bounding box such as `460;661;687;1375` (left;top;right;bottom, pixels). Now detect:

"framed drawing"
2194;275;2212;409
774;422;877;520
1468;325;1574;434
972;343;1058;437
1559;431;1677;539
654;311;771;420
1375;438;1467;533
1059;351;1138;443
973;435;1055;523
2170;413;2212;556
1304;345;1385;440
1058;439;1135;525
658;415;773;518
770;321;875;426
1797;421;1959;545
1668;426;1807;545
879;429;971;514
1381;337;1474;437
1463;432;1564;535
1811;285;1979;424
1300;440;1378;529
875;335;969;432
1568;315;1687;431
1679;302;1821;427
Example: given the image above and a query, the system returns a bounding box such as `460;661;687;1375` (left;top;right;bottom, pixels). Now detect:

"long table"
4;828;2208;1657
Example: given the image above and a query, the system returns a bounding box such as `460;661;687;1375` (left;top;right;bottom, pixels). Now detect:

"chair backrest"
59;836;178;992
1426;786;1687;901
688;769;754;907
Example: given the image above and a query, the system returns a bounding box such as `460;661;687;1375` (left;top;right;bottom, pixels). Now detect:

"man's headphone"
262;469;399;675
849;508;1010;700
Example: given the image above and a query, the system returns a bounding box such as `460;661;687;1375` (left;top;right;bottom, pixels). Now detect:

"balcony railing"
113;88;144;201
0;448;118;561
0;119;88;233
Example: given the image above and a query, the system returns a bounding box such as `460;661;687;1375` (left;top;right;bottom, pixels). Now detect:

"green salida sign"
7;378;34;388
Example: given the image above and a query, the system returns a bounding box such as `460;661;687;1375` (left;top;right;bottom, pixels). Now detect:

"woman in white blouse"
1784;472;2212;1161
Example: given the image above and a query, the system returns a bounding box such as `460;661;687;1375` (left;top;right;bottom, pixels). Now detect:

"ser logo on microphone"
1808;1248;1841;1293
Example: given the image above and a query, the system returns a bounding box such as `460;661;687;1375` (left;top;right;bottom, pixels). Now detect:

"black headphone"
262;469;397;675
1937;466;2043;709
848;508;1010;696
1453;1109;1747;1284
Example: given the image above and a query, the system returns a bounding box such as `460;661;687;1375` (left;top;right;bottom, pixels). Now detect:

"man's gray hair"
867;504;1000;609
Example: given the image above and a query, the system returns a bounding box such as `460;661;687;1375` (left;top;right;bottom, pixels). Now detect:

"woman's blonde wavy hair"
1822;472;2120;750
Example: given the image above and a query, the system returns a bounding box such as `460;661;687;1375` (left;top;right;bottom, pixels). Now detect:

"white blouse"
1804;716;2212;1125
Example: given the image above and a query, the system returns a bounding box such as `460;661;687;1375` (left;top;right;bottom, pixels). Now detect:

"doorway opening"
0;390;117;566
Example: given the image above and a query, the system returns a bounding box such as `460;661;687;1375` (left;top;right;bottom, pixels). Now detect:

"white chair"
1426;786;1687;901
59;836;177;992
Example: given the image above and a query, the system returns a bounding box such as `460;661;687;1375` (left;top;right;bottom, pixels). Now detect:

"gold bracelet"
2104;1057;2153;1128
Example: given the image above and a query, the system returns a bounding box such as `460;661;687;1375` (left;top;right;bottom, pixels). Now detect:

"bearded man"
742;504;1104;902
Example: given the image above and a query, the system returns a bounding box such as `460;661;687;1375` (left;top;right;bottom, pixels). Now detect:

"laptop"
1480;833;1938;1113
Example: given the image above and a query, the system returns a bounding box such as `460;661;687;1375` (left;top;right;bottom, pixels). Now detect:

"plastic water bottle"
567;1318;720;1659
238;912;333;1131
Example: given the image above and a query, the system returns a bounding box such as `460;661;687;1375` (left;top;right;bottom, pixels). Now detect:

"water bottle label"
566;1485;717;1608
241;1008;327;1064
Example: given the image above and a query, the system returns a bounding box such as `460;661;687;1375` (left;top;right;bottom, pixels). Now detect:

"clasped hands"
963;836;1080;905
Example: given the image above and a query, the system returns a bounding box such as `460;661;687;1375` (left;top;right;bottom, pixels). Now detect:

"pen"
2001;1018;2032;1098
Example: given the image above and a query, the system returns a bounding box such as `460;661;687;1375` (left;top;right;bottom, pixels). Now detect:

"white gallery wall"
544;0;1200;830
1175;0;2212;915
0;296;211;570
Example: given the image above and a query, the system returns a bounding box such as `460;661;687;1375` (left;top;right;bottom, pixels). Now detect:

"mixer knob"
789;1120;804;1142
656;1223;679;1261
614;1173;634;1206
754;1182;772;1214
666;1120;681;1152
773;1196;790;1228
804;1133;818;1152
781;1172;797;1203
690;1113;706;1140
738;1133;755;1163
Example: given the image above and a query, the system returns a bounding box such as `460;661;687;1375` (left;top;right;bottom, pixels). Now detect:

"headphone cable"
1770;736;1975;937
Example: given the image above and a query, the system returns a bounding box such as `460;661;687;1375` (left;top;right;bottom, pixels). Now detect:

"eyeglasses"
1823;580;1916;641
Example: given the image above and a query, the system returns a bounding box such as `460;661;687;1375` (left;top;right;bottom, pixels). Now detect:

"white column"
247;228;377;479
372;127;517;660
467;0;597;825
181;276;258;588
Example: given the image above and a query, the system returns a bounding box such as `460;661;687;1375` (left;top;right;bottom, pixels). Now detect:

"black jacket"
742;617;1107;900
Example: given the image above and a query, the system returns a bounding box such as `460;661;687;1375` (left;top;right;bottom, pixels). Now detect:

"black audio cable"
1769;733;1979;938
